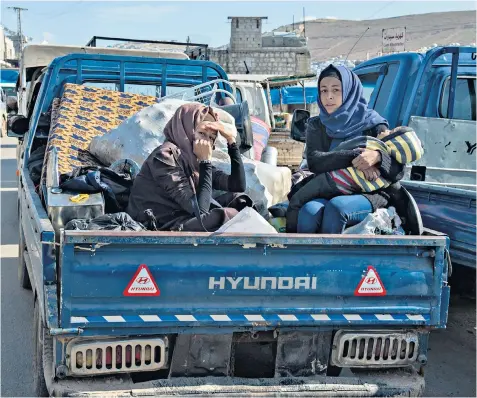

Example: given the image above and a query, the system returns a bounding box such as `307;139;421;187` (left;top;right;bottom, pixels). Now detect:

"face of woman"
194;113;218;144
320;76;343;114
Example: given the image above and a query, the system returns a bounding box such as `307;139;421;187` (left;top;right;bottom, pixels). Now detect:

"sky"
1;0;475;48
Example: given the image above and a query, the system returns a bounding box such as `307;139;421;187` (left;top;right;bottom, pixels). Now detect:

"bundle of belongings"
42;83;291;232
285;127;424;232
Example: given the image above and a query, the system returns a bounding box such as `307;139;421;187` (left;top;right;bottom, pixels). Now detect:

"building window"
236;19;239;28
256;19;259;29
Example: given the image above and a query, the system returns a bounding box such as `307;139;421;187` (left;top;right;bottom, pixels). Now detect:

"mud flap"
275;331;332;377
170;334;233;377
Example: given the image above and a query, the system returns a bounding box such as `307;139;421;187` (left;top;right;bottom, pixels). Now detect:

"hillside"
274;11;476;61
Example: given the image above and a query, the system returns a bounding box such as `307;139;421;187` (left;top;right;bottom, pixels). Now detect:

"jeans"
297;195;373;234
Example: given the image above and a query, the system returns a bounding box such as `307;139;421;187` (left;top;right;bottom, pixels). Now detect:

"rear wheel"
33;300;49;397
18;225;32;290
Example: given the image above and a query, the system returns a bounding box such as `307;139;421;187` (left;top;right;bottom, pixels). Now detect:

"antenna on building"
7;6;28;51
344;26;370;62
244;61;250;74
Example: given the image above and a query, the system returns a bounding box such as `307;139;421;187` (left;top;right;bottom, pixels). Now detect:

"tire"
18;225;32;290
33;300;50;397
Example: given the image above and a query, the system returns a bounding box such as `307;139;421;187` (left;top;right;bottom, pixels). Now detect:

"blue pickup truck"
12;51;450;396
352;46;476;270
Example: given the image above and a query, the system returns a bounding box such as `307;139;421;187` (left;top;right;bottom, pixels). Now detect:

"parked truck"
229;73;316;168
293;46;476;270
11;50;451;396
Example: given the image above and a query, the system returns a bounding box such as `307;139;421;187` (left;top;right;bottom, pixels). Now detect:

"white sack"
212;150;291;217
216;207;277;234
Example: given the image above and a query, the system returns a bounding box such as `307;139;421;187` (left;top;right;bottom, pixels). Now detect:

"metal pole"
266;81;275;130
303;8;306;38
8;7;28;52
447;49;459;119
301;82;306;111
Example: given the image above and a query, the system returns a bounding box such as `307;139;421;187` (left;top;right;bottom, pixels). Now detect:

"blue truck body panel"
404;182;476;268
59;232;448;335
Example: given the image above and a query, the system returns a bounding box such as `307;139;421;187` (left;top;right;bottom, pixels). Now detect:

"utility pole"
7;6;28;52
303;7;306;38
186;36;190;53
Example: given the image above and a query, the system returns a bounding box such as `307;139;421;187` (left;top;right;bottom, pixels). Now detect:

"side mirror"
218;100;253;153
291;109;310;142
7;115;29;137
6;96;18;113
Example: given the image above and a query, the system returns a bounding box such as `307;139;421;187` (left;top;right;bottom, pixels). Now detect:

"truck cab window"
84;82;118;91
358;72;381;104
440;77;476;121
125;84;161;97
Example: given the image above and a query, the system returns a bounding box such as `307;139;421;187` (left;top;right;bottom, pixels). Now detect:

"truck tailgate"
59;232;449;333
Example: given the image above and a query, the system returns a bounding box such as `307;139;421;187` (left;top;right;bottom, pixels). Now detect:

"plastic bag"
268;201;288;218
269;217;286;233
109;159;141;180
343;207;403;235
60;166;133;213
65;213;145;231
216;207;278;234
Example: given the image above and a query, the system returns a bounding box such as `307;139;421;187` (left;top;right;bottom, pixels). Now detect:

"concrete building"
208;16;311;75
0;26;16;62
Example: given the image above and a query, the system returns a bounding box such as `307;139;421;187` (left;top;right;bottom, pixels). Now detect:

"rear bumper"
50;368;424;397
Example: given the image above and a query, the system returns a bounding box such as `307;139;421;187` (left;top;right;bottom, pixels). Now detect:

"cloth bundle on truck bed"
44;83;158;176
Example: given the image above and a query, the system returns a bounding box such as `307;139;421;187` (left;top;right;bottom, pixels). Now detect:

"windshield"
0;69;19;84
2;86;16;97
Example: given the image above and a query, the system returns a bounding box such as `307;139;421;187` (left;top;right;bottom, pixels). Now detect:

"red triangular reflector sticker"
123;264;160;296
354;266;386;296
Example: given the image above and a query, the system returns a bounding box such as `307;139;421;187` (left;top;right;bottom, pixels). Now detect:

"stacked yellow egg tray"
46;83;158;175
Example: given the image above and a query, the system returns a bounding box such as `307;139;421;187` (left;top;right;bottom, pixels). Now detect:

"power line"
366;1;395;20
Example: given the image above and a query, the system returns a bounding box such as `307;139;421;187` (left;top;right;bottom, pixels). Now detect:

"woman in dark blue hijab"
291;64;404;234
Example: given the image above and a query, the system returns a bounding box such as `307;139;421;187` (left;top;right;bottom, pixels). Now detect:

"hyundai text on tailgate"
14;50;451;397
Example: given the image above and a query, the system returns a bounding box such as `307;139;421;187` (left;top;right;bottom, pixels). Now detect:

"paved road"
0;136;475;397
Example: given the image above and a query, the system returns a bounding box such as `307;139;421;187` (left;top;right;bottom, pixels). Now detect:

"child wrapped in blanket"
286;126;424;230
